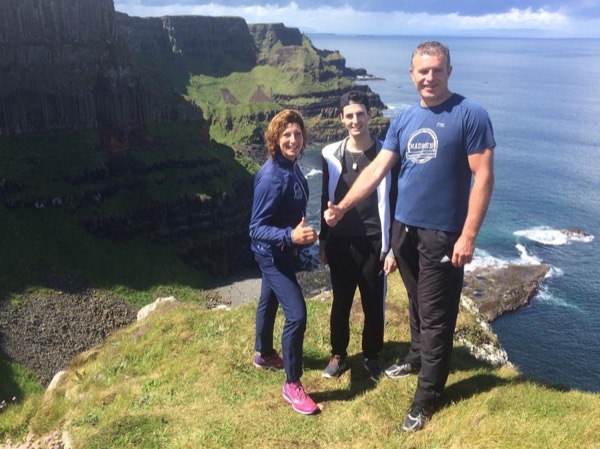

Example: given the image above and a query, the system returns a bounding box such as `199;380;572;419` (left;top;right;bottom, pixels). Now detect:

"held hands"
292;217;317;245
323;201;345;227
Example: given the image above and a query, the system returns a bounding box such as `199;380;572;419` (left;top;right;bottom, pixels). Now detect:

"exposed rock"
137;296;176;321
296;268;332;298
462;264;551;322
0;289;137;386
458;296;510;366
249;23;303;59
562;229;593;241
0;0;204;140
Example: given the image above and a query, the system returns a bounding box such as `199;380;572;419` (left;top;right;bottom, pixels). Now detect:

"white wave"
305;168;322;178
546;266;564;278
465;244;546;273
383;103;411;116
515;243;542;265
533;284;580;310
465;248;508;272
513;226;594;245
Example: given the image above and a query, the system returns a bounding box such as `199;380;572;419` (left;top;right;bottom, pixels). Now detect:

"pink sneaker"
253;351;284;370
282;380;318;415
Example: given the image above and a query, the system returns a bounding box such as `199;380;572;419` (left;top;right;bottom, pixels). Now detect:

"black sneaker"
364;358;383;381
385;362;419;379
401;403;431;432
322;355;347;378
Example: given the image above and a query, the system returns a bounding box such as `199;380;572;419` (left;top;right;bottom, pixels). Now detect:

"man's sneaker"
322;355;347;378
401;403;431;432
385;362;418;379
364;358;383;381
282;381;319;415
253;351;284;370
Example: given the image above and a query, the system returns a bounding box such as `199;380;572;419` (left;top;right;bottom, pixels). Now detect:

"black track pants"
391;221;464;406
325;233;386;360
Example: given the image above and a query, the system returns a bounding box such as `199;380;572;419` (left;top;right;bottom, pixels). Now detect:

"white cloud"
114;2;600;37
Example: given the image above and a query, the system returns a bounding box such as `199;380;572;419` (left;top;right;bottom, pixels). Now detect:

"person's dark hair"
411;41;451;68
339;90;370;114
265;109;308;159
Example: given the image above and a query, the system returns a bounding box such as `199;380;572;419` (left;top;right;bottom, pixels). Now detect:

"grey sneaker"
322;355;347;378
385;362;418;379
401;403;431;432
364;358;383;381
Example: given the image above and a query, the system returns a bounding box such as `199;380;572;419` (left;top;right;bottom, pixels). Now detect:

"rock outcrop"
462;264;551;322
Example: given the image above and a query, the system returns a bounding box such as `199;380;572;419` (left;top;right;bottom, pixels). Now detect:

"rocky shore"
463;263;550;322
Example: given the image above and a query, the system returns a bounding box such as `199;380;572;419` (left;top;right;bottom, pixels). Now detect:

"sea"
298;34;600;393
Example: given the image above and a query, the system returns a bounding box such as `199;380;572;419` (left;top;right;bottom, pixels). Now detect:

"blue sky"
113;0;600;37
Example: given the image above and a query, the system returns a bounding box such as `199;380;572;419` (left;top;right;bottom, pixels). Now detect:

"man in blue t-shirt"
324;41;496;432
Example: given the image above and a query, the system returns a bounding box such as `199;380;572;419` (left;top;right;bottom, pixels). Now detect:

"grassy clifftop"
0;275;597;448
186;31;388;149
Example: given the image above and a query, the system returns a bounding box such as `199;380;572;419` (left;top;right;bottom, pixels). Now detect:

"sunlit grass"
2;275;598;448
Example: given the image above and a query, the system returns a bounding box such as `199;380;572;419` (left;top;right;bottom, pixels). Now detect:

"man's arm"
324;150;399;226
452;147;495;267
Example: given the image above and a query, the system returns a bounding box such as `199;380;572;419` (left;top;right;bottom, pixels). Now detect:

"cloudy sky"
113;0;600;37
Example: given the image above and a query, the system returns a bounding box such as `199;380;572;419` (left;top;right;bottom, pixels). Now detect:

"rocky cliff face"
0;1;389;281
0;0;113;135
0;2;386;144
117;14;257;77
0;0;203;141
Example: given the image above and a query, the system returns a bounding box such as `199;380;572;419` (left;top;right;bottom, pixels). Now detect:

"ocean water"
300;34;600;393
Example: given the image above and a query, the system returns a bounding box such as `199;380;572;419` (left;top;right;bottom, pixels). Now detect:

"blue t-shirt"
383;94;495;233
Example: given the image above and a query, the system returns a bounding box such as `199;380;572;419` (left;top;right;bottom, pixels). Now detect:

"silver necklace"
347;149;365;172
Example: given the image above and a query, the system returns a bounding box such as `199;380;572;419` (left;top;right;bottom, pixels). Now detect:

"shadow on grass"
0;355;35;407
378;345;575;410
441;372;513;408
303;341;413;403
305;353;382;403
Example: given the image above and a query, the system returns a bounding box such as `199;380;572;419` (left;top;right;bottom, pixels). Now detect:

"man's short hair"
339;90;370;113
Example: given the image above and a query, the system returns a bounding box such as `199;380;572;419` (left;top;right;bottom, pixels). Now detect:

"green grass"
1;275;598;448
186;36;356;146
0;207;209;306
0;123;256;305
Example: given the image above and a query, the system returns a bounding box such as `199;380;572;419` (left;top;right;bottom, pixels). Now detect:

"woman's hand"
292;217;317;245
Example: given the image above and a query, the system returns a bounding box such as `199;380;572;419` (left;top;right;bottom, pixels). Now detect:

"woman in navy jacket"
249;109;319;415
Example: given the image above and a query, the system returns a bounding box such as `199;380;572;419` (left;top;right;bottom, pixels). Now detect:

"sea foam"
513;226;594;245
466;244;543;273
304;168;322;178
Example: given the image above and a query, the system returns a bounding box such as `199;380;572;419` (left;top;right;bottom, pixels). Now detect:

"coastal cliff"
0;0;388;284
0;0;203;144
0;1;386;145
